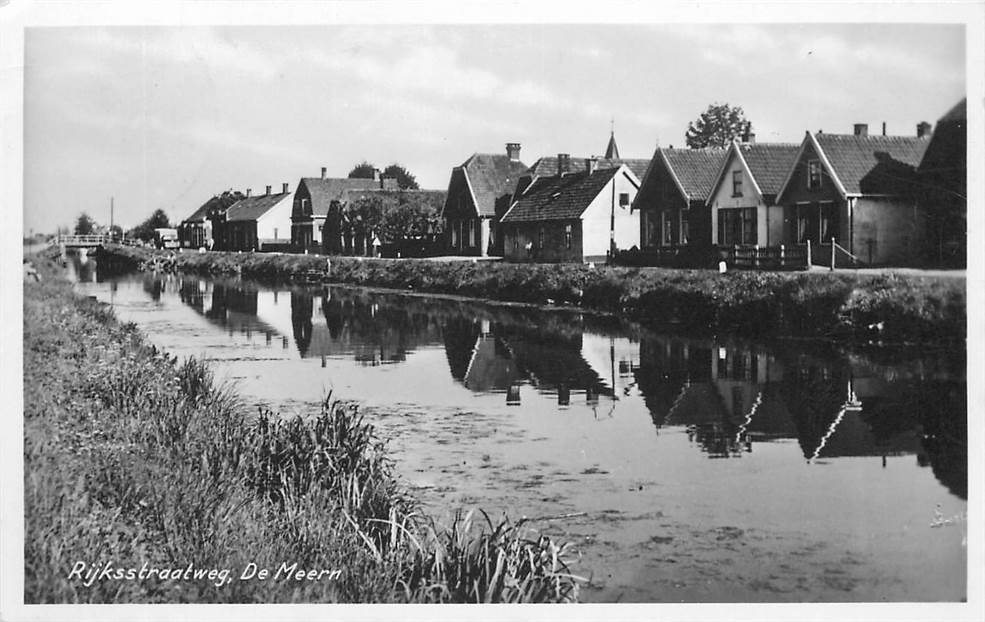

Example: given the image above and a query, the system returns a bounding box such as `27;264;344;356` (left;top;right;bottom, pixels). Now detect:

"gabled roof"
707;142;799;203
182;199;213;224
456;153;529;217
226;191;292;222
657;147;728;202
919;98;966;178
500;166;626;223
300;177;381;217
776;131;932;200
814;133;929;196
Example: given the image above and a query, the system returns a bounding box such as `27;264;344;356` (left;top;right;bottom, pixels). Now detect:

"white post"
806;239;812;268
830;237;836;271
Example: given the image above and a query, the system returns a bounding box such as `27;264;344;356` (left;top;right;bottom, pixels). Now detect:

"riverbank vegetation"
99;245;965;345
24;256;581;603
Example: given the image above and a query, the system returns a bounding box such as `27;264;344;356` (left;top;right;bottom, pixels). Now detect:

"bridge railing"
55;234;142;247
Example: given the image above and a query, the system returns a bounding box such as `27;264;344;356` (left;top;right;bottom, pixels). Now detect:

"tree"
382;163;419;190
685;103;749;149
74;212;97;235
129;208;172;242
347;161;377;179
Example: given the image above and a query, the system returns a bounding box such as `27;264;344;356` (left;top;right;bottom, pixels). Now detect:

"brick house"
632;147;726;254
775;124;931;266
499;162;641;263
177;199;214;249
441;143;529;257
707;140;800;248
291;168;382;253
220;183;294;252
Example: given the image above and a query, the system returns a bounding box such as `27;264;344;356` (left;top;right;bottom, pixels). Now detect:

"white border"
2;2;983;621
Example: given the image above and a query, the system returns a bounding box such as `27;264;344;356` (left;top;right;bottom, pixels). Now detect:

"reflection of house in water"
289;288;445;365
634;334;964;488
174;278;291;348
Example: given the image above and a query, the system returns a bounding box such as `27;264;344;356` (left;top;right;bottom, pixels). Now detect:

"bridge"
53;234;140;249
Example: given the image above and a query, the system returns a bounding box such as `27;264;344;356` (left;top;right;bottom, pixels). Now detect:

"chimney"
372;168;381;182
853;123;868;137
557;153;570;176
282;182;289;194
741;122;755;144
917;121;932;138
506;142;521;162
265;185;271;196
246;188;252;198
882;122;887;136
321;167;327;179
584;156;598;174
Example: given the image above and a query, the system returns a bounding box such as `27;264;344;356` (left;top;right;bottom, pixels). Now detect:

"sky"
22;22;966;234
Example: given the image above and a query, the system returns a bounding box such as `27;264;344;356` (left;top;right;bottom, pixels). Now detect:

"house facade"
321;187;446;257
633;147;726;254
221;184;294;252
441;143;528;257
291;168;381;253
775;125;931;266
707;141;800;248
178;200;213;249
499;162;640;263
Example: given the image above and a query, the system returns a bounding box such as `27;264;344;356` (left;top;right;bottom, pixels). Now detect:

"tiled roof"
501;167;621;223
660;148;728;201
919;98;966;177
182;199;213;224
816;134;930;195
525;156;650;182
460;153;529;217
301;177;381;217
226;191;291;222
736;143;800;197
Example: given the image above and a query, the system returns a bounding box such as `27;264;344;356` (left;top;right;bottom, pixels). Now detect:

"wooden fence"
722;243;810;270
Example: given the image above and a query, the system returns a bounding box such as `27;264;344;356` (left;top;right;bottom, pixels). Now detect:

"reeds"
24;260;582;603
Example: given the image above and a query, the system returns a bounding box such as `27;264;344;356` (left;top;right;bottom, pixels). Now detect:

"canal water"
71;257;967;603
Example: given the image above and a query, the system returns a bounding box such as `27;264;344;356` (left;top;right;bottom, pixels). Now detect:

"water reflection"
125;269;967;500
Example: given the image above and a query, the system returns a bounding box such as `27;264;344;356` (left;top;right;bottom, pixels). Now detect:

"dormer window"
732;171;743;197
807;159;822;190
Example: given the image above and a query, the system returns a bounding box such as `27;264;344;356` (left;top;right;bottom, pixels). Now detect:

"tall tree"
347;161;377;179
74;212;96;235
129;208;172;242
382;163;419;190
685;103;749;149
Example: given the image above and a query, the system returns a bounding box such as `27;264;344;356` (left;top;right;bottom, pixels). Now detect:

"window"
513;231;519;251
644;211;657;248
662;211;673;246
619;193;630;207
468;220;477;247
680;212;689;245
564;223;572;249
301;198;309;214
719;208;757;245
273;228;278;240
538;226;545;249
796;203;816;243
450;220;459;246
807;160;822;190
819;202;838;242
732;170;743;196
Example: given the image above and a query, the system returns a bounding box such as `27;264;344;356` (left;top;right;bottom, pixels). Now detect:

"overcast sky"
23;22;965;233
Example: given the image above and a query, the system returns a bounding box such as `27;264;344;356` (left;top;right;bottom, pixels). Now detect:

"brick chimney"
265;185;271;196
557;153;570;176
320;167;327;179
853;123;868;137
741;122;755;144
882;122;887;136
282;182;289;194
246;188;252;198
506;142;521;162
584;156;598;174
917;121;932;138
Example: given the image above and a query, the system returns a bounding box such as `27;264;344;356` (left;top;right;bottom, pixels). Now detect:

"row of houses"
439;98;965;267
178;97;965;267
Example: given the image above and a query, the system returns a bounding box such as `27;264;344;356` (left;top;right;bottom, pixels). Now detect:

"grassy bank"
100;245;965;345
24;256;581;603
